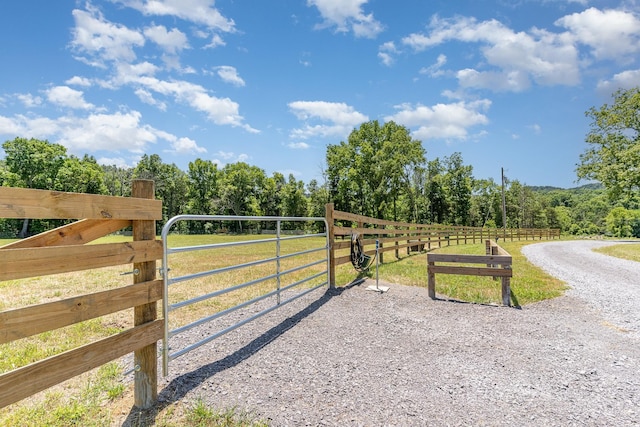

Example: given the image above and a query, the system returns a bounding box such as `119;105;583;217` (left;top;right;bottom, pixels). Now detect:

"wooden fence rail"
326;203;558;287
427;240;512;306
0;182;163;409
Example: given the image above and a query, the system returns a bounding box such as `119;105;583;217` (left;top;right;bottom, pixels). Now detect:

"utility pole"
501;167;507;239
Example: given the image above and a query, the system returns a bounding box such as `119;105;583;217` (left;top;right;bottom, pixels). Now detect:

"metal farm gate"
160;215;329;375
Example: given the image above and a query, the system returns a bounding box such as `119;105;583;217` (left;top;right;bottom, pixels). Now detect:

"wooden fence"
0;195;558;410
325;203;558;287
427;240;512;306
0;181;163;409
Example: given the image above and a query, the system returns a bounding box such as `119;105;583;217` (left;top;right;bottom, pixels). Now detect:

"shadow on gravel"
121;282;359;426
431;293;522;310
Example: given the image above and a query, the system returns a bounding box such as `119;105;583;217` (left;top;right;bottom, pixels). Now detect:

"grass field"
593;241;640;262
0;234;567;426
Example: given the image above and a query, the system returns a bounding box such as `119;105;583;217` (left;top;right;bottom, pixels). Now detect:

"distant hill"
528;183;604;192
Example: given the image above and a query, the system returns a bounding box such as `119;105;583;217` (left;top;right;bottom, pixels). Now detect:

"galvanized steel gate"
160;215;329;375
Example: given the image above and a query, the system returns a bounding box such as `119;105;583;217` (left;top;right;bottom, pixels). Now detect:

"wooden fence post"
132;179;158;409
427;257;436;299
502;274;511;307
325;203;335;288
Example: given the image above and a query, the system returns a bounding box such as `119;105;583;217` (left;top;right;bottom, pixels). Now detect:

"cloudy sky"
1;0;639;188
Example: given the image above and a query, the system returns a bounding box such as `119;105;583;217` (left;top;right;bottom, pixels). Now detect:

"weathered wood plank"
427;253;512;265
427;265;512;277
0;219;131;249
0;320;164;409
0;280;163;344
0;241;163;281
0;187;162;220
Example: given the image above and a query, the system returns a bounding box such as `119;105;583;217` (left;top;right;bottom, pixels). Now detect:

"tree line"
2;87;639;238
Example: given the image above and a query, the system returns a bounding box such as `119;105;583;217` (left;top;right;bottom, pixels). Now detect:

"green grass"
594;242;640;262
372;240;567;306
0;362;124;427
187;399;268;427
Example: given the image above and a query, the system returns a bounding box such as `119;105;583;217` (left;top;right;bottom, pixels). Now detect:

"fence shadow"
430;294;522;310
121;285;351;426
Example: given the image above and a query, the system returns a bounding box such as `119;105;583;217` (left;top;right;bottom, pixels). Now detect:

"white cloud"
214;66;245;87
119;0;235;32
402;14;580;91
97;156;130;168
556;8;640;61
597;69;640;94
167;136;207;154
114;73;257;132
457;69;532;92
16;93;43;108
385;100;491;141
216;150;235;160
420;54;447;77
288;142;310;149
378;41;398;66
288;100;368;139
46;86;95;110
0;110;196;155
71;7;145;65
65;76;92;87
143;25;189;54
134;88;167;110
212;150;249;166
308;0;384;38
204;33;226;49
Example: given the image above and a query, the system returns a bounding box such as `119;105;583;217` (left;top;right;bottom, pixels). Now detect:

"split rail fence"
325;203;558;286
0;181;162;409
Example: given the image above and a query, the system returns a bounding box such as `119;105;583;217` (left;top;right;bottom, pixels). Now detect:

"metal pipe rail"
161;215;329;376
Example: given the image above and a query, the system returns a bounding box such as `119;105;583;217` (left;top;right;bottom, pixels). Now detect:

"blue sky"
1;0;639;188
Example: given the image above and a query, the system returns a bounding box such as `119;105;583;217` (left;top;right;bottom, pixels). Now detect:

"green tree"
280;174;308;228
443;153;473;225
605;206;640;237
470;178;498;227
3;137;66;189
425;159;447;224
326;120;425;220
186;158;219;215
217;162;267;232
102;164;133;197
577;87;640;203
134;154;188;231
2;137;68;237
55;155;108;194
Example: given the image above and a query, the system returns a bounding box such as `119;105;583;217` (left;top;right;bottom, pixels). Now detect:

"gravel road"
522;239;640;335
120;240;640;426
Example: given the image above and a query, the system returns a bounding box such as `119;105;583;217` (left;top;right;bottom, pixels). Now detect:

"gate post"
132;179;158;408
325;203;335;288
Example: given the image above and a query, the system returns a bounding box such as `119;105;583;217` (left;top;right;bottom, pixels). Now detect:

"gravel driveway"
121;240;640;426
